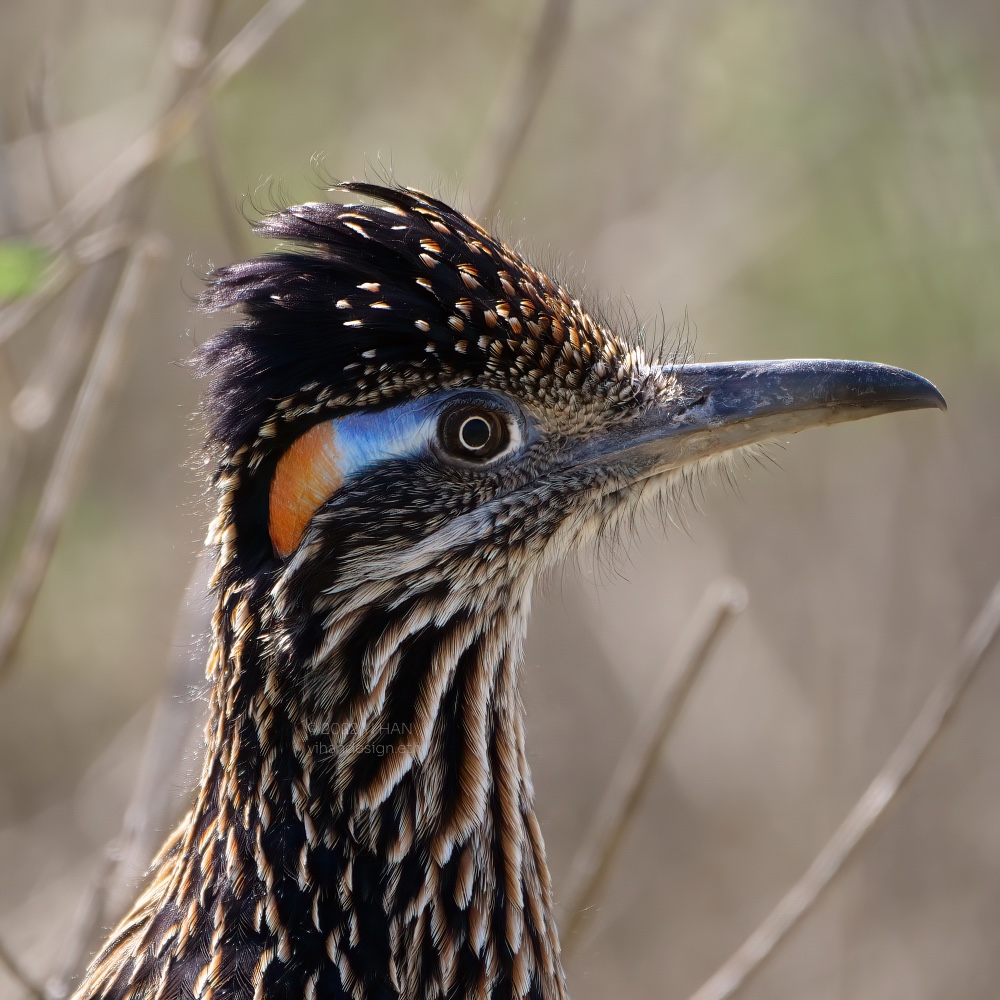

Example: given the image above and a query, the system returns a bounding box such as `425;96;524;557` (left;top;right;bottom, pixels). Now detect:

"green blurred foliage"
0;241;49;301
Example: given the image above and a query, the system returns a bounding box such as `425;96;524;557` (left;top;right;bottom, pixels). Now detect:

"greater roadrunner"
74;183;944;1000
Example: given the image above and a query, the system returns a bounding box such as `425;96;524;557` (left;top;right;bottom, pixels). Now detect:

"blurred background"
0;1;997;998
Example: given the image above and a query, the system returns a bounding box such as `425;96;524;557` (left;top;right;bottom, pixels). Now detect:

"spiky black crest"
197;182;635;459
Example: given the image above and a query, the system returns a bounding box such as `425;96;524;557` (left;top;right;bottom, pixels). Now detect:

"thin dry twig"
471;0;574;220
0;0;297;983
0;224;134;348
104;554;213;919
0;935;46;1000
0;0;220;349
48;556;214;995
561;577;749;950
36;0;306;252
685;580;1000;1000
10;267;104;433
44;846;118;1000
0;346;27;541
0;0;304;347
26;47;69;223
196;104;248;259
201;0;305;93
0;234;166;681
0;108;23;234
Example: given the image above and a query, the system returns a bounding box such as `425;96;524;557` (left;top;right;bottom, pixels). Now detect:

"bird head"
73;183;944;1000
197;182;944;667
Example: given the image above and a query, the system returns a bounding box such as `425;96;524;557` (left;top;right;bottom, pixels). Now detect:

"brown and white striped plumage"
74;183;945;1000
73;184;671;1000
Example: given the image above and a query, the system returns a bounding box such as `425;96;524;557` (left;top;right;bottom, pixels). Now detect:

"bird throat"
79;560;568;1000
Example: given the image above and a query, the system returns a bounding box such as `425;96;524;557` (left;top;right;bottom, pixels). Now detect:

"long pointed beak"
582;359;946;476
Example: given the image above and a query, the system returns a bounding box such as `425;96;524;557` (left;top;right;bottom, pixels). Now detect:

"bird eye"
439;405;511;463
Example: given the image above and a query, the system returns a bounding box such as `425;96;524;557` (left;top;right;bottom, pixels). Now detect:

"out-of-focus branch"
36;0;306;252
44;845;117;1000
0;235;166;682
561;577;748;951
0;0;221;346
196;104;247;259
201;0;305;93
0;224;133;348
0;0;305;347
48;555;213;997
685;580;1000;1000
470;0;574;220
9;263;108;434
0;345;27;543
105;551;213;918
0;0;290;982
0;936;45;1000
26;47;69;224
0;109;23;235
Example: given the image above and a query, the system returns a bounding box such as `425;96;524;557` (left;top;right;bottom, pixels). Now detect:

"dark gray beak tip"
910;373;948;412
670;359;947;421
844;362;947;413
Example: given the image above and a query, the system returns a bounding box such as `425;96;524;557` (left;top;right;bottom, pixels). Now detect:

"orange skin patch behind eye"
269;421;343;557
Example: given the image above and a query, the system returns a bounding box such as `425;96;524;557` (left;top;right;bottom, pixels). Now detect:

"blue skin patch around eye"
329;391;524;480
331;396;442;478
269;390;527;557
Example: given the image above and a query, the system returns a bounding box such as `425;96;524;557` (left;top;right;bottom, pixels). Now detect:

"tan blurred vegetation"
0;1;998;998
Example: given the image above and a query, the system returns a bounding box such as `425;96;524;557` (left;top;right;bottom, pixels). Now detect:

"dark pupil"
459;416;492;451
441;405;510;463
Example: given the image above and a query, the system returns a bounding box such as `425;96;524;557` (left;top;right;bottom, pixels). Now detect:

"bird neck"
181;568;568;1000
